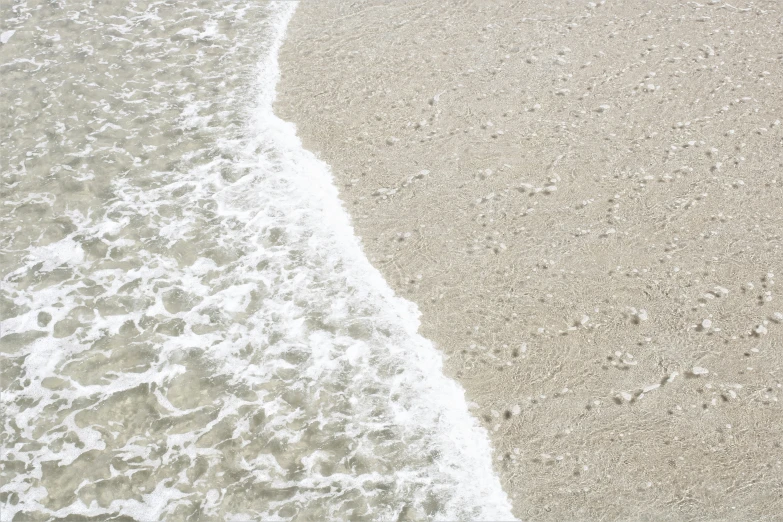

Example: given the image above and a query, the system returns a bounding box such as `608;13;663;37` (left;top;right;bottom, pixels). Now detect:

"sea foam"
0;1;515;519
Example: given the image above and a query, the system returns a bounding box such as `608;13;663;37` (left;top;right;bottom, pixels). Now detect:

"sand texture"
276;1;783;519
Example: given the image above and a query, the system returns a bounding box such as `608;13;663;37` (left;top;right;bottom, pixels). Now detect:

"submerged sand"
276;1;783;519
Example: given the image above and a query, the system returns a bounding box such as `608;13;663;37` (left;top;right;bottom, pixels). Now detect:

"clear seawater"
0;1;514;520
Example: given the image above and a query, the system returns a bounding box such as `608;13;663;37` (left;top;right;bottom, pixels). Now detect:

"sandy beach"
276;1;783;519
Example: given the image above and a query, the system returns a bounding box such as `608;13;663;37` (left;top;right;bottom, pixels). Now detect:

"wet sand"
276;1;783;519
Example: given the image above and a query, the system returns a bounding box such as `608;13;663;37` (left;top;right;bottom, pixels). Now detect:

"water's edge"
267;2;516;518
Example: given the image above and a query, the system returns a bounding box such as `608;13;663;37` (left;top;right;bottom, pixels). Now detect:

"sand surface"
276;1;783;519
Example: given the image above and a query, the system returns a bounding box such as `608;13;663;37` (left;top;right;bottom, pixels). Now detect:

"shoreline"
276;1;783;519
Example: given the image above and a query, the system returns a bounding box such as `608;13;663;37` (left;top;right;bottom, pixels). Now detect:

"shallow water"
0;1;514;520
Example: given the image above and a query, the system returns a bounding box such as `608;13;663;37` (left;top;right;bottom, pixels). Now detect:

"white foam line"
259;2;517;519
